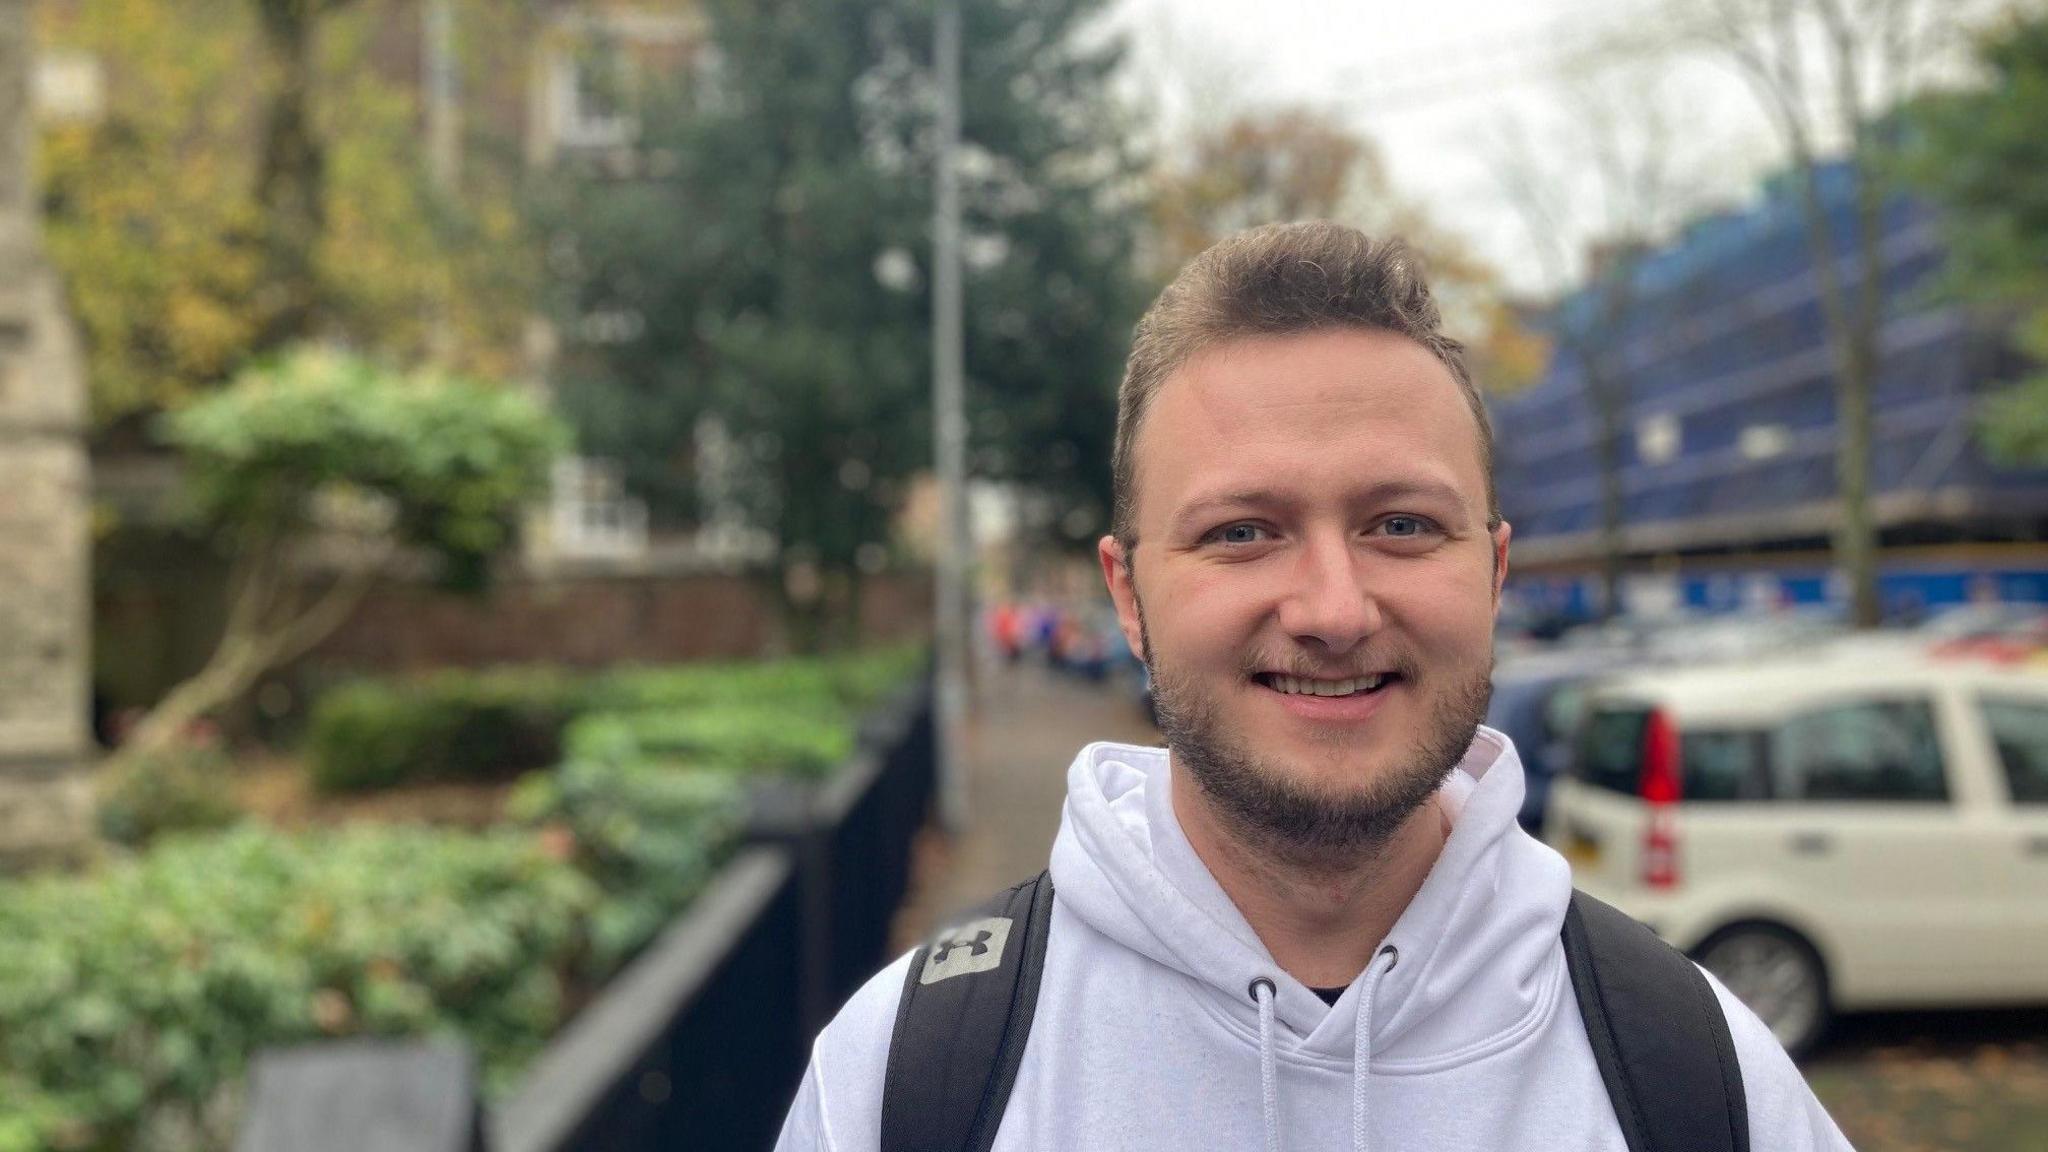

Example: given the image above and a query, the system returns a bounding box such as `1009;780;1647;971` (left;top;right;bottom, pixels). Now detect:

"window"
535;12;706;161
1980;696;2048;805
1770;699;1947;802
1738;423;1793;461
548;42;638;150
1680;730;1766;802
1543;683;1591;748
1636;413;1681;465
1578;708;1649;795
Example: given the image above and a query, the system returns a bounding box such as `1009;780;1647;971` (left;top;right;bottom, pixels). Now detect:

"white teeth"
1269;674;1386;696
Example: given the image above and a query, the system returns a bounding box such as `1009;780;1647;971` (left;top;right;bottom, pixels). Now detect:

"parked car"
1486;649;1629;832
1917;601;2047;645
1544;656;2048;1057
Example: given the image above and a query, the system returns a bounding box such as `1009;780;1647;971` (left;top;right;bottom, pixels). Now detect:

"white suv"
1544;655;2048;1057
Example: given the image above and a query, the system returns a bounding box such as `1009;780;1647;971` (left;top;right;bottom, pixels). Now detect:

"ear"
1489;520;1513;611
1098;534;1147;663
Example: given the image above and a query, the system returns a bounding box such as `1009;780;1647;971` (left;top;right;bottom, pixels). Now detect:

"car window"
1484;680;1548;737
1578;707;1648;795
1980;695;2048;805
1681;730;1764;802
1544;683;1590;745
1769;699;1947;803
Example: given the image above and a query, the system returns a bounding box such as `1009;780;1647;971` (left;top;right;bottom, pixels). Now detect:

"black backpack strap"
1563;889;1750;1152
881;870;1056;1152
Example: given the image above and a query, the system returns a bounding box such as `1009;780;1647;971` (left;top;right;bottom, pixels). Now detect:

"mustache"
1237;650;1417;681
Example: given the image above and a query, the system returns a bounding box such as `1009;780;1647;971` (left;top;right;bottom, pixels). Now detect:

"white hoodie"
776;729;1854;1151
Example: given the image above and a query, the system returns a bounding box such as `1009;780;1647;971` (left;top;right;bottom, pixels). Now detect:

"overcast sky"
1108;0;1807;292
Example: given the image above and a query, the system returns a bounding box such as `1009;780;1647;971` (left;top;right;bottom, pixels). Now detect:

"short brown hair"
1111;221;1498;546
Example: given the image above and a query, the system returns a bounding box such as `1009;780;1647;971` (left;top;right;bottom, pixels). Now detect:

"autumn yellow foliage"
1148;105;1550;394
36;0;539;427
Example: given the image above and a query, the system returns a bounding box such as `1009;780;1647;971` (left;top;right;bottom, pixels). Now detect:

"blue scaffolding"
1490;161;2048;618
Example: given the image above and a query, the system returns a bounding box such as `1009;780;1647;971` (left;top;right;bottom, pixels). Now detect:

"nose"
1274;531;1382;654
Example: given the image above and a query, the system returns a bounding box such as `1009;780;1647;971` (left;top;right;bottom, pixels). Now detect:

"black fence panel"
743;676;937;1038
491;850;803;1152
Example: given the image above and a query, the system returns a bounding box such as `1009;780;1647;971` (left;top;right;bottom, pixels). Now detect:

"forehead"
1132;328;1485;522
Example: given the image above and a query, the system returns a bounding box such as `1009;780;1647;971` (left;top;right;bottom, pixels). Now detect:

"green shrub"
0;825;597;1152
307;668;588;793
593;645;923;715
824;644;926;710
592;659;845;714
564;705;854;780
508;758;743;974
305;648;920;793
0;647;916;1149
94;742;243;848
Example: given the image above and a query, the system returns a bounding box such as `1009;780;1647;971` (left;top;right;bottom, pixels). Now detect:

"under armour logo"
932;929;994;965
919;916;1013;984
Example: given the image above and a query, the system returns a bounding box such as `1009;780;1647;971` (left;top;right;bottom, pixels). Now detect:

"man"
776;222;1852;1150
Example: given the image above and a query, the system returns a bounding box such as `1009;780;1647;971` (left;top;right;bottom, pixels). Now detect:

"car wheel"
1693;923;1831;1059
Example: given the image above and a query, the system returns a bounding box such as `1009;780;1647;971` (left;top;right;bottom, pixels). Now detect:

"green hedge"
306;668;592;793
0;827;594;1152
0;767;742;1152
563;705;855;781
507;754;743;974
4;649;923;1150
94;743;242;849
590;645;923;715
306;647;922;793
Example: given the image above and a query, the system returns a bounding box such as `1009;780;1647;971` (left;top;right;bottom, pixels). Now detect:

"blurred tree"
36;0;265;423
36;0;539;428
1150;103;1546;390
543;0;1147;646
1150;106;1371;272
121;348;565;760
1491;65;1716;618
1657;0;1992;626
248;0;358;351
1906;13;2048;465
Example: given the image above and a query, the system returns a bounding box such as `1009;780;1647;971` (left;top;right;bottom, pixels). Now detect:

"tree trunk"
1794;156;1884;630
1593;371;1628;621
1835;328;1881;626
118;641;268;760
252;0;335;349
117;552;381;762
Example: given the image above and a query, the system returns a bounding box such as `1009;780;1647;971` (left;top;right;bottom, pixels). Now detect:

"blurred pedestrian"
989;600;1022;664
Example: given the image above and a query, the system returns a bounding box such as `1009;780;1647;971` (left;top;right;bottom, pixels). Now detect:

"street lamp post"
932;0;969;832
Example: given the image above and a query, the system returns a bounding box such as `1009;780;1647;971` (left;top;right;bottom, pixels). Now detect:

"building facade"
1492;162;2048;621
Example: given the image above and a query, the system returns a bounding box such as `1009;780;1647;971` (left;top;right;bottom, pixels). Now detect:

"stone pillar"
0;0;94;866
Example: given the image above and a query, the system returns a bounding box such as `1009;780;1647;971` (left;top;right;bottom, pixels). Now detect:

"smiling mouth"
1252;672;1400;698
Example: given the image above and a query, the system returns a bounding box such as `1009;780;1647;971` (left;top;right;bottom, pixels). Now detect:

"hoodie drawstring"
1250;978;1281;1152
1352;945;1398;1152
1249;945;1399;1152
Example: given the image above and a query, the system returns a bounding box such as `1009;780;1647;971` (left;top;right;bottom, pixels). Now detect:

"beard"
1135;589;1493;866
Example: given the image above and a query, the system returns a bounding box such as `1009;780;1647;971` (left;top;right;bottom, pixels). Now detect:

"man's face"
1099;327;1511;855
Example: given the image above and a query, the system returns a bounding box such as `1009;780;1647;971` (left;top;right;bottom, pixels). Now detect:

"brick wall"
302;568;933;673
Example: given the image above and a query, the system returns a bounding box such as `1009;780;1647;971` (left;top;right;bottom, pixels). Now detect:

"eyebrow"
1166;479;1473;537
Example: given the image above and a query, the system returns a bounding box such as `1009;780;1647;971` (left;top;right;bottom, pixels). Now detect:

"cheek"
1151;570;1268;654
1385;567;1498;642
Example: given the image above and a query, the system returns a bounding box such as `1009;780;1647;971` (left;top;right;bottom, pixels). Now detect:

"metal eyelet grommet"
1247;976;1277;1003
1381;945;1400;971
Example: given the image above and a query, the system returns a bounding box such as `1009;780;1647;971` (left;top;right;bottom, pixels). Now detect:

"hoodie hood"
1048;727;1573;1067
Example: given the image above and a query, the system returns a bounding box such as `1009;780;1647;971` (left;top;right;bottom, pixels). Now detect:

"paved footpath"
890;660;1158;949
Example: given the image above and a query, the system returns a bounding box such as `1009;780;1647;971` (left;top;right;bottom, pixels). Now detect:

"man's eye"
1211;523;1267;545
1378;516;1436;538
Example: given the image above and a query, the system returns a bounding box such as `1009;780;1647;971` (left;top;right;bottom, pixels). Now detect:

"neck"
1170;761;1450;990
